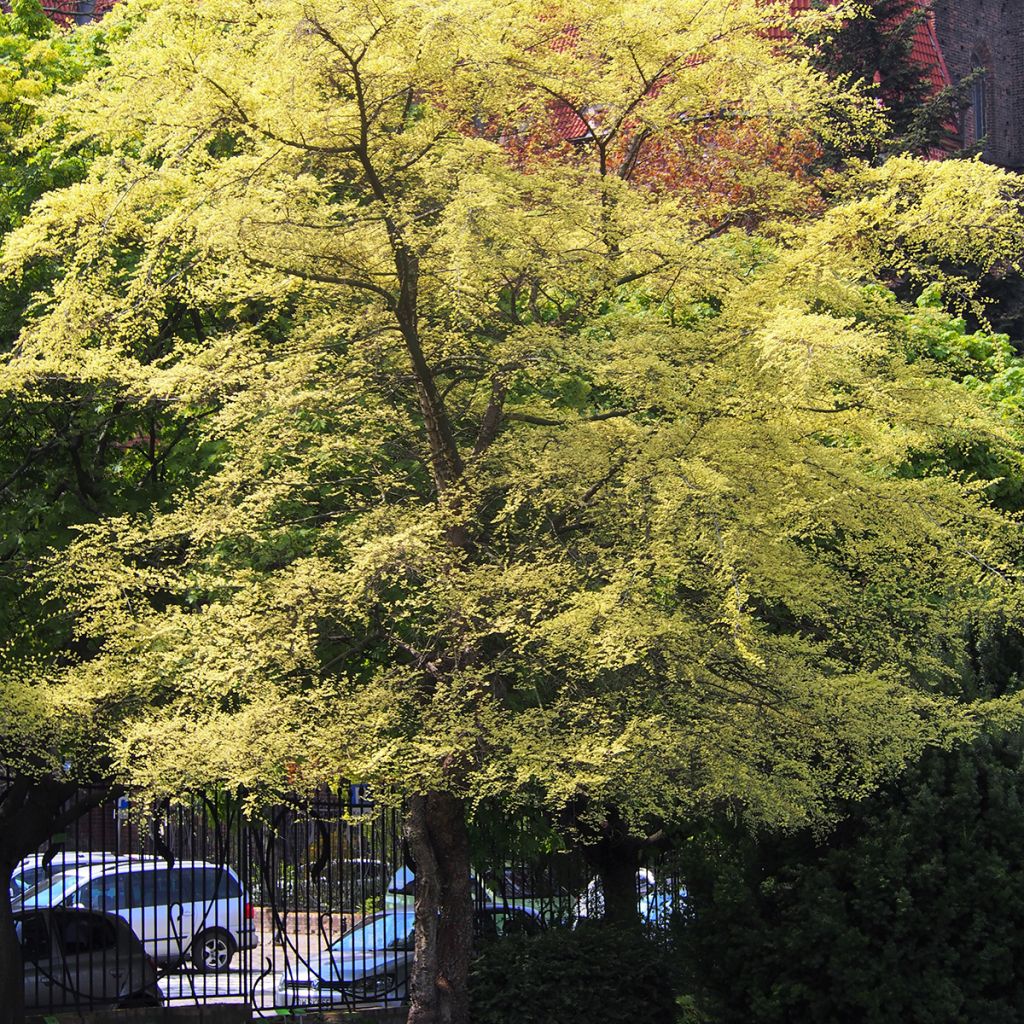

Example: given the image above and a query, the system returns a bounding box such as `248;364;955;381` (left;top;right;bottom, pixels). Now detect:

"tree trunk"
405;792;473;1024
593;842;642;928
0;776;116;1024
0;852;25;1024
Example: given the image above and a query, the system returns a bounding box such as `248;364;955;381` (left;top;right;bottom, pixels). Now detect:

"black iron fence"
8;780;684;1016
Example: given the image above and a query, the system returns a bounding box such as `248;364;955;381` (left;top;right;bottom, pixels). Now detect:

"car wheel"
192;928;236;972
351;972;399;1001
116;992;162;1008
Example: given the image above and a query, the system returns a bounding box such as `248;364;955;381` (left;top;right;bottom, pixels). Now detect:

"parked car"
572;869;686;929
276;904;544;1006
17;907;164;1010
485;865;575;926
10;852;122;901
383;866;495;910
15;859;257;971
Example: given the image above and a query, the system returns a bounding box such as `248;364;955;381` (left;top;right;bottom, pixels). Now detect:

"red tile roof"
550;1;952;142
41;0;117;25
789;0;951;91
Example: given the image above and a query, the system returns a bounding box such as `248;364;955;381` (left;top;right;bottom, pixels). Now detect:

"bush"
470;923;677;1024
677;731;1024;1024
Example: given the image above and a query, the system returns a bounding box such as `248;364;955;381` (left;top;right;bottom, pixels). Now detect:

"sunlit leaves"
2;0;1024;833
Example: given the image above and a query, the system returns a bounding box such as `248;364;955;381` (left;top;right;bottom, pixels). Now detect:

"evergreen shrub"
470;922;677;1024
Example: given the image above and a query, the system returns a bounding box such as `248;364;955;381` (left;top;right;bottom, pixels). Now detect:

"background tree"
0;4;288;1021
674;286;1024;1024
0;6;126;1020
3;3;1024;1024
678;724;1024;1024
803;0;976;160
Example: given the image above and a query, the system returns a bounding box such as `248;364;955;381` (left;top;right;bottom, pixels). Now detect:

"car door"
189;866;229;945
50;910;123;1007
167;867;197;962
18;912;53;1010
133;868;188;963
78;872;133;950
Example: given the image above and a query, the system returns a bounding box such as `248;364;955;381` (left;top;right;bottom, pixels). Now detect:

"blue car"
276;904;543;1006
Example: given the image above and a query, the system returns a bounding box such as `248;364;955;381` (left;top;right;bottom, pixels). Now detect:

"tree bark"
405;792;473;1024
0;776;116;1024
593;844;642;927
0;848;25;1024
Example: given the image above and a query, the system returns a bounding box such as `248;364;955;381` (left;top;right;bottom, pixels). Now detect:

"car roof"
76;858;237;873
54;859;243;883
15;851;120;871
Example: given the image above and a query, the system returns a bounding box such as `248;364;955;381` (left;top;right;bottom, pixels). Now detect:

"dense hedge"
677;730;1024;1024
470;923;677;1024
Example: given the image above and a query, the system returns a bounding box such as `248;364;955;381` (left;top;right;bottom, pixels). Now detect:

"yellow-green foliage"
3;0;1024;831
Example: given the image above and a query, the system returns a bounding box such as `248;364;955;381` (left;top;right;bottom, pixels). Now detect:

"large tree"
3;1;1024;1022
0;6;131;1021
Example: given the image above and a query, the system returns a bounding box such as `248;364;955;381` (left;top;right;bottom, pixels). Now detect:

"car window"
22;872;82;908
200;867;241;899
331;913;415;953
12;866;45;896
386;928;416;951
128;869;170;907
169;867;240;903
167;869;184;903
17;914;50;963
81;874;129;911
53;912;119;955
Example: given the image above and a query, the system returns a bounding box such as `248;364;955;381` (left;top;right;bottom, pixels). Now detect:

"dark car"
17;907;164;1011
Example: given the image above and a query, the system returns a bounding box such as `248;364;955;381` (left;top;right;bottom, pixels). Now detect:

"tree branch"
505;408;632;427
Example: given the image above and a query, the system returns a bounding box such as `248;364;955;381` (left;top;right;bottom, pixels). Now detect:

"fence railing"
7;780;684;1016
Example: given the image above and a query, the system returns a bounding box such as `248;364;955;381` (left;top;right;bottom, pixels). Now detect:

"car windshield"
18;871;84;907
11;866;45;896
331;913;414;954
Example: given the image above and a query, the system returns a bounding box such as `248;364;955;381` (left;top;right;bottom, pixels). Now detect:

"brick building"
32;0;1022;169
37;0;116;24
931;1;1024;170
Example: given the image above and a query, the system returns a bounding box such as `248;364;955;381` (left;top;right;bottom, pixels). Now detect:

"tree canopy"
2;1;1024;1020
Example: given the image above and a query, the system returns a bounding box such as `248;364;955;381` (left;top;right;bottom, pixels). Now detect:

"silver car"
18;907;164;1010
277;904;543;1007
10;852;122;901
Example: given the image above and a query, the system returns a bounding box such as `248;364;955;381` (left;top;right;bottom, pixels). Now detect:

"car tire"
351;972;399;1002
116;992;162;1008
192;928;236;972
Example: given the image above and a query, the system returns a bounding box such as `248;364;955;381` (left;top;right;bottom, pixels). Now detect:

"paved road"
159;964;393;1015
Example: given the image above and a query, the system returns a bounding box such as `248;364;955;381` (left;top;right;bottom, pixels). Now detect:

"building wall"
17;0;1024;169
41;0;117;25
932;0;1024;169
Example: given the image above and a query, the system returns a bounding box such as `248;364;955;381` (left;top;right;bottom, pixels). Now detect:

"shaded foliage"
470;923;677;1024
805;0;975;161
677;622;1024;1024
